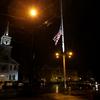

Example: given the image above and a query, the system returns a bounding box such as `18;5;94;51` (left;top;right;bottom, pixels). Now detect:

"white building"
0;25;19;82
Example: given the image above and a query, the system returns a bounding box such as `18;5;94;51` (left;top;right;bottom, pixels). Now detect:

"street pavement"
6;93;88;100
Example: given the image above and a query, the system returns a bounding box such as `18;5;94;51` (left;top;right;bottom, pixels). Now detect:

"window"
13;75;15;80
9;75;11;80
9;65;14;70
14;66;17;70
9;65;12;70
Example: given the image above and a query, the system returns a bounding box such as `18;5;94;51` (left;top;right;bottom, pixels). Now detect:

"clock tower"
0;24;11;46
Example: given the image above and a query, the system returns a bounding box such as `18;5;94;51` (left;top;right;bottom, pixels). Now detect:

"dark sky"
0;0;99;80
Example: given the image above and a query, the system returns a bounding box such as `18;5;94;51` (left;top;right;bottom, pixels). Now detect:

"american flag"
53;26;62;45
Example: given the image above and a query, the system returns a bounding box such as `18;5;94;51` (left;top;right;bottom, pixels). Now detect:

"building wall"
0;63;18;81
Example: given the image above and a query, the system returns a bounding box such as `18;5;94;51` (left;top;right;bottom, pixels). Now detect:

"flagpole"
60;0;67;89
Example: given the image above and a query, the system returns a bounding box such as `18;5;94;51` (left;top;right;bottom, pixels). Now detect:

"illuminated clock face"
4;40;10;45
3;37;11;45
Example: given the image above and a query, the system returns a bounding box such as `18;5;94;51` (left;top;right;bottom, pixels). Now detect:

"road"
0;83;100;100
6;93;88;100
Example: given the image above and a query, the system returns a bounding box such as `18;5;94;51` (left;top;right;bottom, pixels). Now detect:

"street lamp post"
60;0;67;89
60;0;74;89
55;51;73;89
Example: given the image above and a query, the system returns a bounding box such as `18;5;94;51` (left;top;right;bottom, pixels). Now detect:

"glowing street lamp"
68;52;73;56
29;8;38;17
55;51;73;59
67;51;73;58
55;52;60;59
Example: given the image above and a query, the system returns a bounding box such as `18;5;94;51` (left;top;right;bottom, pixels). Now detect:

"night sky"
0;0;99;80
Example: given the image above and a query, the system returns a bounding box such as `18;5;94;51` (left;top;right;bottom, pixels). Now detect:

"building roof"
0;57;19;65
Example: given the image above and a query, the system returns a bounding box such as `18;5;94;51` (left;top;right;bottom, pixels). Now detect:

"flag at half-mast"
53;25;62;45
